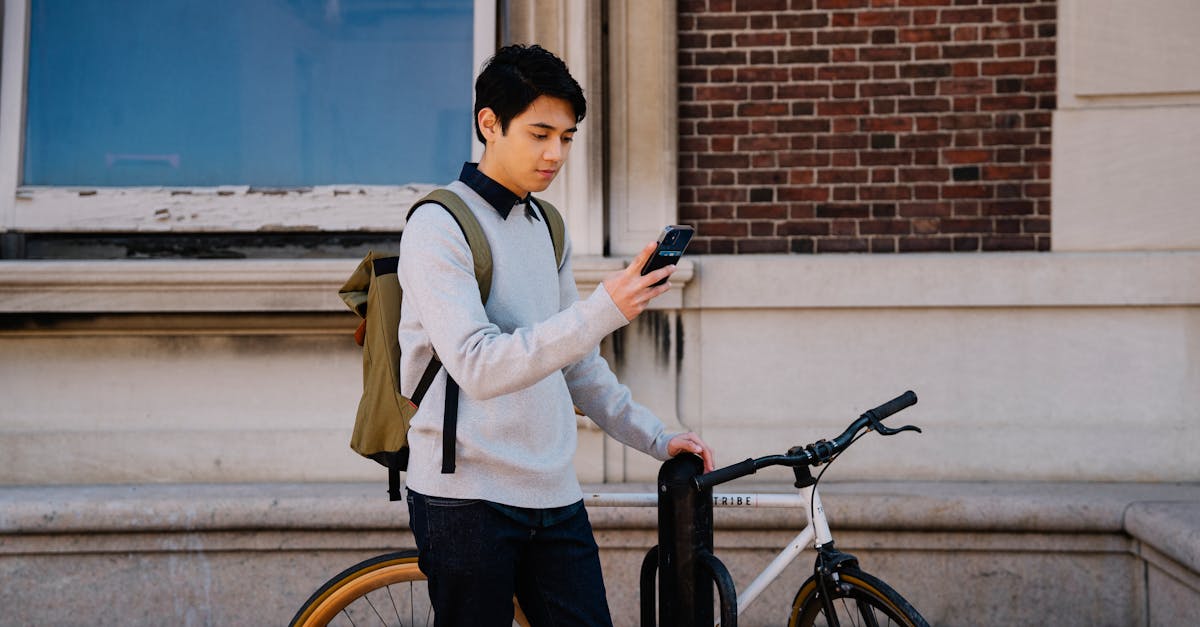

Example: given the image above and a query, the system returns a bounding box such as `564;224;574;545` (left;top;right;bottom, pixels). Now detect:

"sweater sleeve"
399;203;631;400
557;246;678;461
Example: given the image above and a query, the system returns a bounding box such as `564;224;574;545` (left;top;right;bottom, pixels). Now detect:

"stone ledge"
3;481;1196;541
2;251;1195;314
1125;500;1200;575
0;256;693;313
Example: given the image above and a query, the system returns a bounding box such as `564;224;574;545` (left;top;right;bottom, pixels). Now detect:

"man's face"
476;95;576;197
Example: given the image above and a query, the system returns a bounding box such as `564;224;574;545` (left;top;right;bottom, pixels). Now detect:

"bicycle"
289;391;927;627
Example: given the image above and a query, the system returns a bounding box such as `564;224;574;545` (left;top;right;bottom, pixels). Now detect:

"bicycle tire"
290;550;529;627
788;567;929;627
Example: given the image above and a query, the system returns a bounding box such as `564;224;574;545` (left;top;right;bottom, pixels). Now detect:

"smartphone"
640;225;694;287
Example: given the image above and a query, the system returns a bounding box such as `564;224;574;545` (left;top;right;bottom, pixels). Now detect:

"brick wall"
677;0;1055;253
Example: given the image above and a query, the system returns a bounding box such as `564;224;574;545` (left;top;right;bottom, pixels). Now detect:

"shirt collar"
458;162;539;221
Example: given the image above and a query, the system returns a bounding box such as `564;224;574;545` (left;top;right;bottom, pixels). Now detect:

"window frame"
0;0;496;235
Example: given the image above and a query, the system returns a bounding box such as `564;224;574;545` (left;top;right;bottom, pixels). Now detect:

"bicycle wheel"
788;567;928;627
290;550;529;627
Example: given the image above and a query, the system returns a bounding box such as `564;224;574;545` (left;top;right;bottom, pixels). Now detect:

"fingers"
626;241;659;276
670;432;715;473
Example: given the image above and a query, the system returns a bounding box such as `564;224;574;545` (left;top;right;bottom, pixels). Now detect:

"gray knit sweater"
397;179;675;508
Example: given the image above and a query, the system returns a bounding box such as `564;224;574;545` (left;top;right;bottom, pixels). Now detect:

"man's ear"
477;107;500;143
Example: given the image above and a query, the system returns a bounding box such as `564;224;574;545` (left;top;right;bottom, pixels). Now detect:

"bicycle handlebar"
694;391;919;492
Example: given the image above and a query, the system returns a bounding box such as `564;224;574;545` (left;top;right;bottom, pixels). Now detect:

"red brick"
818;169;871;184
780;221;831;236
1023;5;1055;21
819;65;872;81
832;48;858;63
779;186;832;201
833;186;858;199
898;97;952;112
900;26;952;42
862;46;912;62
899;167;950;182
913;8;939;24
738;102;790;116
696;15;749;29
857;10;912;27
737;203;788;219
982;60;1037;76
698;154;751;169
983;24;1033;40
817;100;872;116
942;44;995;58
818;0;871;8
861;82;912;97
736;32;789;47
779;151;831;167
861;186;914;200
694;50;749;65
698;221;749;237
735;0;790;10
818;238;871;252
996;42;1022;57
899;202;953;217
945;149;991;163
779;48;831;63
898;237;954;252
778;13;830;28
939;78;991;94
860;150;913;166
697;119;750;134
863;116;915;132
953;26;979;41
860;219;913;235
941;7;993;23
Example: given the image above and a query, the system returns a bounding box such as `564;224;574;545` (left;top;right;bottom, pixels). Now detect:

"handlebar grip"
694;458;757;491
866;390;918;421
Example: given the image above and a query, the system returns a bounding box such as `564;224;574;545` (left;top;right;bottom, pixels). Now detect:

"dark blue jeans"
406;489;613;627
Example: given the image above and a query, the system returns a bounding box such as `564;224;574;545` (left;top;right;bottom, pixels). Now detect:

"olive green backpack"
338;189;566;501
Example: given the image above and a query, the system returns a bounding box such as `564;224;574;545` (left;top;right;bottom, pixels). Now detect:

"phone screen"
640;225;694;286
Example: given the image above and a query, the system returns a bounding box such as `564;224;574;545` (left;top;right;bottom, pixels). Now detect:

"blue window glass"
24;0;475;187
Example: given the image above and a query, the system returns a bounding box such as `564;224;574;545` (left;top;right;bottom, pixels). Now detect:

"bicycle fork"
640;455;738;627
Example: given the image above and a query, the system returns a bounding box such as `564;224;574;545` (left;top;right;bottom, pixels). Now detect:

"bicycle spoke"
384;584;400;625
364;593;387;625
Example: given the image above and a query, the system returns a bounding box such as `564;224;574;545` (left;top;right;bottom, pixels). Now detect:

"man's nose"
543;140;563;162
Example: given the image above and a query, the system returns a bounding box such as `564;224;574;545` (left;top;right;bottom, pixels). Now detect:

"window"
25;0;475;187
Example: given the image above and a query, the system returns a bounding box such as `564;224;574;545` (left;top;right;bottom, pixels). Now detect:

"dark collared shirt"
458;162;541;222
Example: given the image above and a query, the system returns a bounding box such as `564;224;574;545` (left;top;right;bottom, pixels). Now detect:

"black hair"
473;44;587;143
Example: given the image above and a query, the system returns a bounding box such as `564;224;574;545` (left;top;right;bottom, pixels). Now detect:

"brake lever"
863;410;922;436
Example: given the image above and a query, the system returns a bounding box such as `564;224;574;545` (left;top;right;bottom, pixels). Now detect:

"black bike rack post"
651;454;737;627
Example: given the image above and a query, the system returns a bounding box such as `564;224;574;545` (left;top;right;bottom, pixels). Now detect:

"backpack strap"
406;188;496;476
407;188;494;304
530;196;567;269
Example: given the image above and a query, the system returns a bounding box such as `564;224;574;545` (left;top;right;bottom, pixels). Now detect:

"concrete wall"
2;251;1196;486
3;482;1197;626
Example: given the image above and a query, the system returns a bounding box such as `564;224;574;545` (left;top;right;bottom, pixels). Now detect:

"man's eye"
533;133;548;140
562;135;574;143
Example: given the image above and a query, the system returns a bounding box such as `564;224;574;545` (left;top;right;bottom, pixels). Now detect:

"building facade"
1;0;1197;624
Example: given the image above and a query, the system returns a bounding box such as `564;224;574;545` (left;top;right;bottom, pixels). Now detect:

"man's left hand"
667;432;715;473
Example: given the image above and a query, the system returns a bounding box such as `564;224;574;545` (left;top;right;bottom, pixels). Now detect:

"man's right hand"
602;241;676;321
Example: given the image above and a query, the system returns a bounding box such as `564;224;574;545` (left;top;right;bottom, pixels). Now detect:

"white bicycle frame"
584;485;832;617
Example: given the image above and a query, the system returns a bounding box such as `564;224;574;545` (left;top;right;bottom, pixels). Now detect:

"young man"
398;44;714;626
